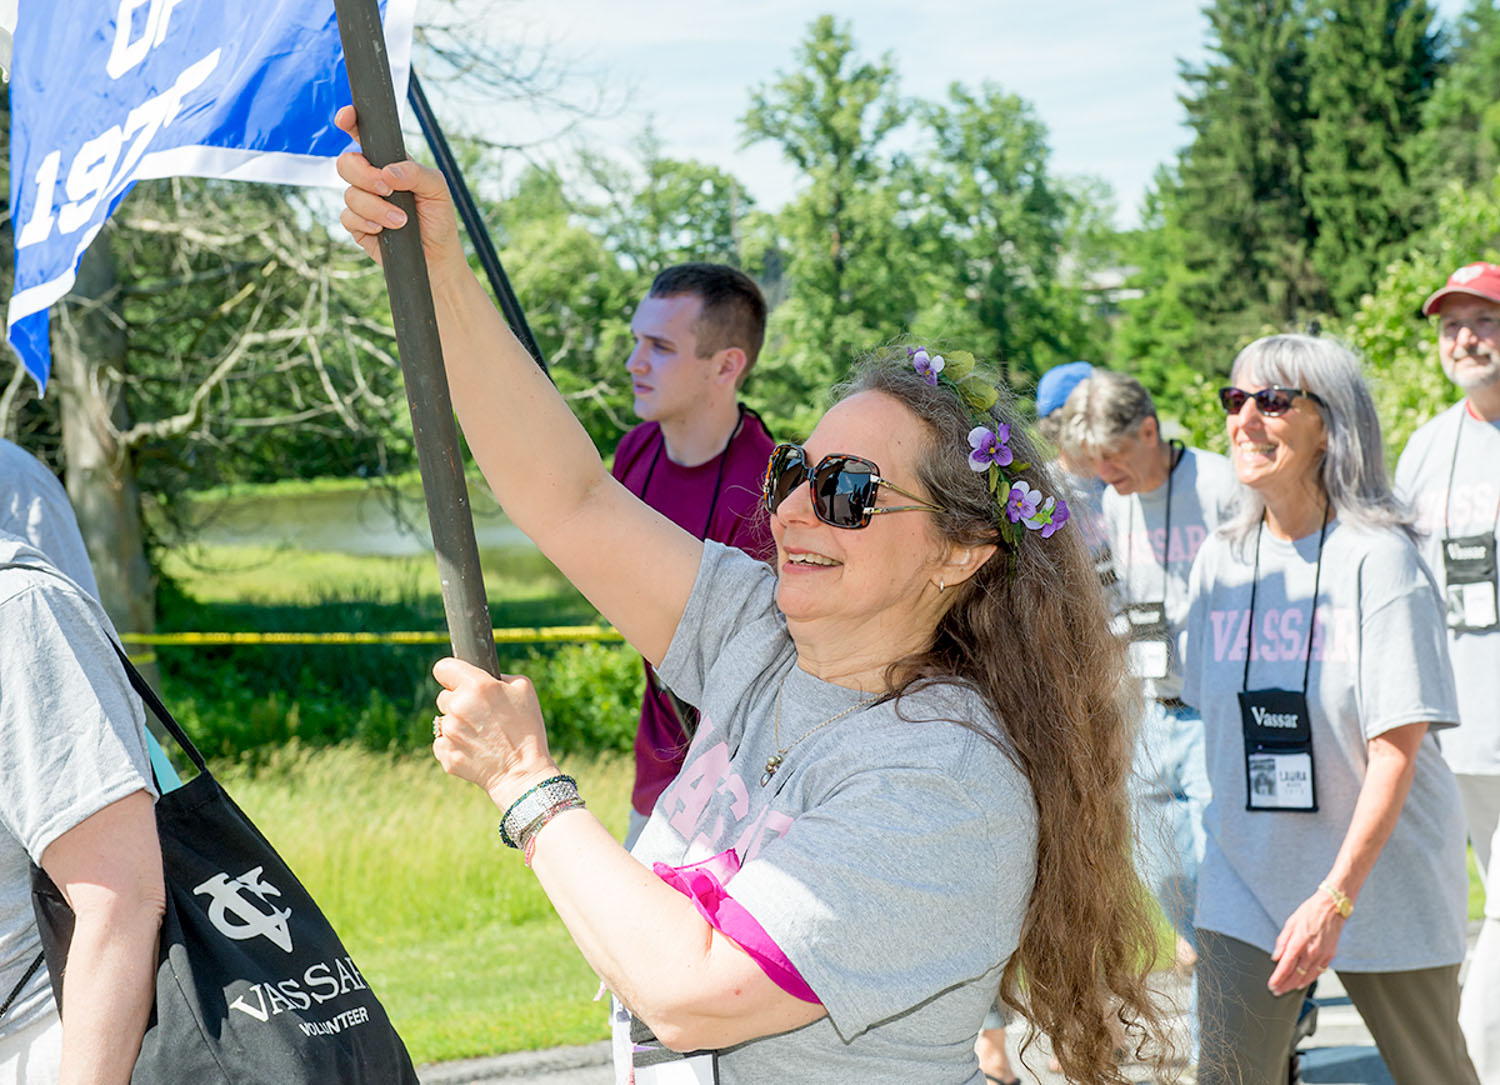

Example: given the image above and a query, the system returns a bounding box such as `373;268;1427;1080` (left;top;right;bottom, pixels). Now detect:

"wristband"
499;774;577;848
1318;881;1353;918
520;796;585;868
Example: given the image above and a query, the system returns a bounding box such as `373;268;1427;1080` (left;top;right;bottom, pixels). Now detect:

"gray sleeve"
656;541;780;706
727;741;1031;1040
1181;539;1213;709
0;581;154;862
1356;542;1460;738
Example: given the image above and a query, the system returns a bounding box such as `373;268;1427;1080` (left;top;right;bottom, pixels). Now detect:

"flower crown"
908;346;1070;546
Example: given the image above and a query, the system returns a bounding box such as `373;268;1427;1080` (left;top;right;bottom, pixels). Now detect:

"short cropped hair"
649;263;767;377
1058;371;1157;460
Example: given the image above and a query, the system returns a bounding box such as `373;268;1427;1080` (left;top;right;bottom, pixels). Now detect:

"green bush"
154;552;644;759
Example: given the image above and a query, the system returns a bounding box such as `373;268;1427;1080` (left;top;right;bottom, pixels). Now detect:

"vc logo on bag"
193;866;294;953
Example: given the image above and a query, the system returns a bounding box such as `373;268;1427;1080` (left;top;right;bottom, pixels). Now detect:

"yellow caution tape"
120;626;624;647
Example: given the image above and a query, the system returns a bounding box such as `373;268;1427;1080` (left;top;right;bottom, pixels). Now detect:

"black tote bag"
31;647;419;1084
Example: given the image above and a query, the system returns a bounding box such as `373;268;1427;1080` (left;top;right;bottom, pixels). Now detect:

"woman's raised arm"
335;107;701;665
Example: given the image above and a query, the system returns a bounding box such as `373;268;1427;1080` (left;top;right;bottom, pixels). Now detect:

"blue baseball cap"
1035;361;1094;419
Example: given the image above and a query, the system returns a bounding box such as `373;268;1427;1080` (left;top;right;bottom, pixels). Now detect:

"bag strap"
0;952;44;1022
109;641;210;777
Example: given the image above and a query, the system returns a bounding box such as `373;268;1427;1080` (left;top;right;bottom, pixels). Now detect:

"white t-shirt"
1395;400;1500;774
1101;446;1238;700
632;543;1037;1083
1182;521;1468;970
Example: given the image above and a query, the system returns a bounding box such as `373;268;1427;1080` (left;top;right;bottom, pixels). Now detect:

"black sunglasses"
762;443;941;529
1218;386;1327;416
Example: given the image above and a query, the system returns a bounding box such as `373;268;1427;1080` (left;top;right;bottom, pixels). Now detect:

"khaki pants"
1197;929;1478;1085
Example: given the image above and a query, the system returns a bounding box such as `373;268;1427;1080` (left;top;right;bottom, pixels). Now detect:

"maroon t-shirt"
611;407;775;815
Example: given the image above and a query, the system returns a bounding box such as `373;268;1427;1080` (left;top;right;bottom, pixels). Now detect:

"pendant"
761;754;784;787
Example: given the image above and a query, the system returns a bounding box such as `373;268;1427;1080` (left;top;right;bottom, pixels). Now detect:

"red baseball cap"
1422;262;1500;315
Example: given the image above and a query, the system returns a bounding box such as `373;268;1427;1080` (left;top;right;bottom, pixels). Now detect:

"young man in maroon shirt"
610;264;775;845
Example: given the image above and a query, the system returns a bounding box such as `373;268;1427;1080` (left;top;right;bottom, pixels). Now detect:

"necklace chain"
762;675;878;787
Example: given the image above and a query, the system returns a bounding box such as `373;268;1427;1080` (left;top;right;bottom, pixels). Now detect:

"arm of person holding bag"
1266;722;1425;995
39;791;164;1085
334;107;700;670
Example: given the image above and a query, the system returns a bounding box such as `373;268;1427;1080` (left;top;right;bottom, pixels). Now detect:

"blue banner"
7;0;415;389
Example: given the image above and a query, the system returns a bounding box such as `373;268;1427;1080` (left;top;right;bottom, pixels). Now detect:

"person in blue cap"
1036;362;1112;578
974;361;1109;1085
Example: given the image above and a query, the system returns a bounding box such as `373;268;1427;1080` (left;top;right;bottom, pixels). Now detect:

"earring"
938;578;946;592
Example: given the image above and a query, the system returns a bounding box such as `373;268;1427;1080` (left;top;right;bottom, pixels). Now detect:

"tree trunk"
51;229;161;693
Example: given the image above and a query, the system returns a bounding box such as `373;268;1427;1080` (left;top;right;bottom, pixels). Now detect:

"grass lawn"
159;542;598;626
218;743;631;1065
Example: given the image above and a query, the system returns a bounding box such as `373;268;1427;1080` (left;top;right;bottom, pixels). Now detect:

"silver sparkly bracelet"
499;774;580;849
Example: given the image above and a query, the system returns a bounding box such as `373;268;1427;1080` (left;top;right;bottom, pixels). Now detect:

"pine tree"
1304;0;1444;310
1410;0;1500;197
1115;0;1321;374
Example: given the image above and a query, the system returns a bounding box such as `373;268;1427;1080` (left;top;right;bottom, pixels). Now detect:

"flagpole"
333;0;500;678
406;70;549;376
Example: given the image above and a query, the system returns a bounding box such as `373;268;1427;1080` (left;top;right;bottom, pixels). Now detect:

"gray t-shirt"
0;537;154;1036
1395;400;1500;774
632;542;1037;1083
0;438;99;598
1101;446;1238;700
1181;522;1468;970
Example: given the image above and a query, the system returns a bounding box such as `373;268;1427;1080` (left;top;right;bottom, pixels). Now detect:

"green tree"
488;166;640;452
906;82;1110;388
576;126;755;275
742;15;915;432
1117;0;1322;374
1304;0;1443;310
1338;169;1500;460
1410;0;1500;197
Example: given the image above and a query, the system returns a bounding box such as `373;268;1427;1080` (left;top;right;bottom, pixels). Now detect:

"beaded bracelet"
521;796;587;867
499;774;577;848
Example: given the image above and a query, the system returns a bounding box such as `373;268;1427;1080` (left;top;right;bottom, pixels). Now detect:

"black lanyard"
1127;440;1183;603
1443;404;1500;539
639;407;743;541
1243;504;1331;694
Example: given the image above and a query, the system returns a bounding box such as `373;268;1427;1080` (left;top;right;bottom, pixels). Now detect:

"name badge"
1123;601;1169;680
1238;689;1317;812
1443;533;1499;633
614;1002;719;1084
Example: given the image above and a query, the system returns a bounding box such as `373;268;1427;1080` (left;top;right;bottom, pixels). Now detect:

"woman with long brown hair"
335;105;1164;1083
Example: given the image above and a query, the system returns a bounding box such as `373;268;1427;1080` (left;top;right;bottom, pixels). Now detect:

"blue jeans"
1131;700;1210;949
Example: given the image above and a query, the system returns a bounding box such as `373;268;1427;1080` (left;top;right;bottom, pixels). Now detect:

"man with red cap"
1395;260;1500;1081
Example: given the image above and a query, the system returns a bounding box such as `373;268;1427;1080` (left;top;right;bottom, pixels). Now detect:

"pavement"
416;923;1483;1084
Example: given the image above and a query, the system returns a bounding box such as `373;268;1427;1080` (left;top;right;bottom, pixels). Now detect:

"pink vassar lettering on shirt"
1207;607;1356;664
661;712;789;857
652;849;820;1004
1129;524;1209;568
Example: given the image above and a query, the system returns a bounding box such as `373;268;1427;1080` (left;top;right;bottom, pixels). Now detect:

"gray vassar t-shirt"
1101;446;1238;701
0;534;153;1038
1181;522;1468;970
0;536;154;1036
1395;400;1500;773
632;542;1037;1084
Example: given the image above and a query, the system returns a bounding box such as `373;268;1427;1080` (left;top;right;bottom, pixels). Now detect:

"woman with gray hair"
1180;334;1476;1084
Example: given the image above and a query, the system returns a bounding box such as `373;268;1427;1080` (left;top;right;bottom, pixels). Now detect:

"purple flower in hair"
966;424;1013;471
911;347;945;386
1042;497;1070;538
1006;481;1041;523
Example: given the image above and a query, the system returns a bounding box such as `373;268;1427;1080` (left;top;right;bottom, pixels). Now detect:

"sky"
482;0;1471;229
